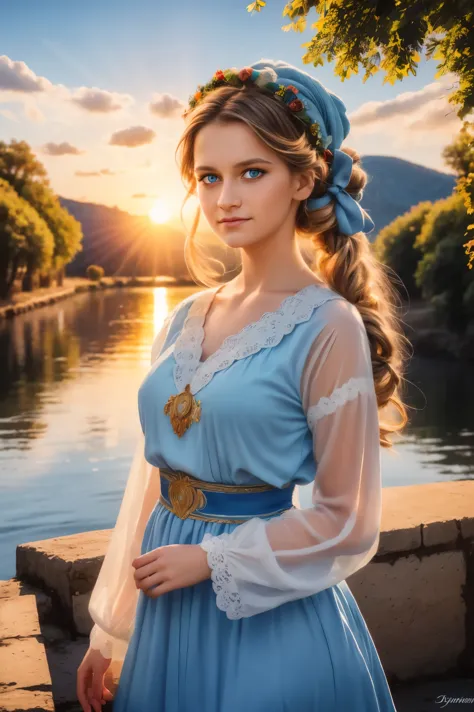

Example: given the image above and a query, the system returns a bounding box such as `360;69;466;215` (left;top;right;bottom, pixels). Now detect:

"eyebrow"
194;158;274;172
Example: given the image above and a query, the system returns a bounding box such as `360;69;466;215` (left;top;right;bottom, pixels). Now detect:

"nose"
216;182;242;210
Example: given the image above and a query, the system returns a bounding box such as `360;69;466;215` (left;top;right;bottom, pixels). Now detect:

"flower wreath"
184;66;333;163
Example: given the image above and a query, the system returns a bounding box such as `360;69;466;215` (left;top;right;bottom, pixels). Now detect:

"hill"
360;155;456;233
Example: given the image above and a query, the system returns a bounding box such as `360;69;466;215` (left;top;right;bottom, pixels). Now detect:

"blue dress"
110;283;397;712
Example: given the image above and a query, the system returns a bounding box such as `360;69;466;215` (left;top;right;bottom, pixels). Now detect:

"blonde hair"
175;84;411;448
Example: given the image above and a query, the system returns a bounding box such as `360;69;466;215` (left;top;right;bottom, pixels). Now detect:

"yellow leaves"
246;0;266;12
283;0;305;12
432;45;445;62
282;16;307;33
313;14;326;32
362;64;379;82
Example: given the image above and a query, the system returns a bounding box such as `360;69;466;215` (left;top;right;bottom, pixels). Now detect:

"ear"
292;169;315;202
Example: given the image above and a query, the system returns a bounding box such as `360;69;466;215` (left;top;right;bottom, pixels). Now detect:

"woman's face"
193;121;312;249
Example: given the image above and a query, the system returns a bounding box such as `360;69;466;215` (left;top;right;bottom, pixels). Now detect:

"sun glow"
149;199;172;224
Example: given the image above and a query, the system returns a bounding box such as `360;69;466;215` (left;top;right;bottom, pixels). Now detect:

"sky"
0;0;465;223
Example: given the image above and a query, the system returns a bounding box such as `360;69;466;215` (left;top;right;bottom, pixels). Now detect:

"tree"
22;181;83;285
0;140;83;288
442;121;474;268
0;139;48;193
0;178;54;298
414;193;472;330
373;202;433;300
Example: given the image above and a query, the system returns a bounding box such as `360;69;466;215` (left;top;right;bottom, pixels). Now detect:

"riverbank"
401;298;474;361
0;276;194;321
1;280;473;361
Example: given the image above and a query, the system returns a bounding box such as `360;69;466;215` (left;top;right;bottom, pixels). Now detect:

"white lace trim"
89;623;113;658
306;376;375;430
199;532;244;620
173;284;343;394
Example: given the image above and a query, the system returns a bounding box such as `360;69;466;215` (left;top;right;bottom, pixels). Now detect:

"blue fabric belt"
158;467;295;524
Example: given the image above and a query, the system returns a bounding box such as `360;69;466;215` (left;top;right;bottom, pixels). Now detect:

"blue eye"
198;168;266;184
201;174;219;184
245;169;264;179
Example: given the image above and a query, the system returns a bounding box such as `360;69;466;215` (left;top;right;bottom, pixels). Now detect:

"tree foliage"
247;0;473;117
0;140;83;298
442;121;474;268
373;201;433;299
0;178;54;298
414;193;472;329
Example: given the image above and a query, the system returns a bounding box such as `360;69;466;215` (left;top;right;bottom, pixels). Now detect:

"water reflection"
0;285;473;579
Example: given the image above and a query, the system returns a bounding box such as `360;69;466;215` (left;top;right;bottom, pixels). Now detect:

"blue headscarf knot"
306;149;375;236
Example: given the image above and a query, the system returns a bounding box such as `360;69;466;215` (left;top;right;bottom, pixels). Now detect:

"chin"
215;223;267;249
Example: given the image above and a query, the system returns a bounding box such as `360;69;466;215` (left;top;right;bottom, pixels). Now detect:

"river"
0;286;473;579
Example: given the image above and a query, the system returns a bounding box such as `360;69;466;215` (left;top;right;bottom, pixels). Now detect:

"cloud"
24;103;45;122
75;168;117;177
71;87;134;113
43;141;84;156
132;192;158;198
349;76;463;135
0;55;51;93
149;92;185;118
407;102;463;131
109;126;156;147
0;108;18;121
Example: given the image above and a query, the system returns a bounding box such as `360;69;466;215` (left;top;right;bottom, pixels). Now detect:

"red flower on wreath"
288;98;304;112
286;84;299;94
238;67;253;82
214;70;226;82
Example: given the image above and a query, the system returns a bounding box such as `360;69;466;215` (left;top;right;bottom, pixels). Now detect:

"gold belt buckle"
168;475;207;519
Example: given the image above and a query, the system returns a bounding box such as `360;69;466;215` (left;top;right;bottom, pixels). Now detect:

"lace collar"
172;283;342;395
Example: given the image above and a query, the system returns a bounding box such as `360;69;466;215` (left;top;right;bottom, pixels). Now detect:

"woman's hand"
132;544;212;598
77;647;113;712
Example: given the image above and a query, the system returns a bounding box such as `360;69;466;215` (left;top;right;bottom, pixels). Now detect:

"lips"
219;218;250;223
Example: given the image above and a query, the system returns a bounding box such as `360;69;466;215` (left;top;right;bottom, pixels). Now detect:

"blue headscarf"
250;58;374;236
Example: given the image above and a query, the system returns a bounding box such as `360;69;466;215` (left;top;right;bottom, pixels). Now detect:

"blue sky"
0;0;462;219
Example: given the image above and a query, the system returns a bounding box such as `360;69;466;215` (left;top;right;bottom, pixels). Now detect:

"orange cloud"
149;92;185;118
75;168;117;177
109;126;156;147
71;87;133;113
43;142;84;156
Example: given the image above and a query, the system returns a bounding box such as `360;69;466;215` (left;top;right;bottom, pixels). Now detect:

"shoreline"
0;276;196;321
1;279;472;361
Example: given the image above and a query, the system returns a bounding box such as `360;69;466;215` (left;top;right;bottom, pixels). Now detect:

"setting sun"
149;199;172;224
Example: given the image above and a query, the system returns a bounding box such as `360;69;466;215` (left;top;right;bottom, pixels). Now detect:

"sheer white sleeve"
88;308;176;659
199;298;382;619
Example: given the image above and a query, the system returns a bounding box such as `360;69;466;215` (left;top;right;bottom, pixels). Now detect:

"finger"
138;572;166;591
92;672;104;707
102;685;114;701
87;688;102;712
77;668;92;712
133;550;158;568
134;560;163;581
146;580;172;598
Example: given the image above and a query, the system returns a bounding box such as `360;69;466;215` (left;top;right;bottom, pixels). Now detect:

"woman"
77;58;410;712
